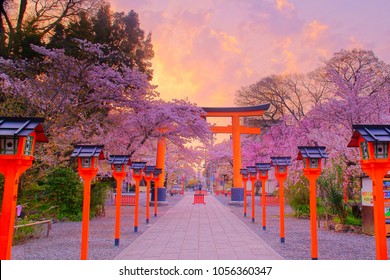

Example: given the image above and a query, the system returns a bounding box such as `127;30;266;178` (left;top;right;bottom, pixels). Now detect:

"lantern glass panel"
261;170;267;176
374;142;388;159
81;157;92;168
24;136;34;155
133;169;142;175
360;141;369;159
309;158;319;168
0;137;18;154
278;166;286;173
114;164;123;172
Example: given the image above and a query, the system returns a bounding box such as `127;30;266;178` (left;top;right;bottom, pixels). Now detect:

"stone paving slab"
115;193;283;260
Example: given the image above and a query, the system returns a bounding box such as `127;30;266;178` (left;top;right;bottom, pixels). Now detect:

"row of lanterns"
0;117;163;260
241;150;327;260
240;124;390;260
71;145;163;259
0;117;388;260
240;156;293;246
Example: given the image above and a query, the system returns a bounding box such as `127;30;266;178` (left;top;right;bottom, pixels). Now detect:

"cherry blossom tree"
236;48;390;193
0;41;211;170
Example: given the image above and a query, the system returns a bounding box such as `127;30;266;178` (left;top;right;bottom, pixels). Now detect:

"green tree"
317;161;347;224
44;167;83;220
47;23;67;49
285;173;310;217
90;180;111;217
111;10;154;79
93;3;112;44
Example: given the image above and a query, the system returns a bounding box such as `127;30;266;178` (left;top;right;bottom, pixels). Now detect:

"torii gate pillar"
154;136;167;204
202;104;270;202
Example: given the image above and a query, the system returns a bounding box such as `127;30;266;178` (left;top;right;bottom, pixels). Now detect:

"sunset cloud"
110;0;390;108
275;0;294;11
305;20;328;40
211;30;242;54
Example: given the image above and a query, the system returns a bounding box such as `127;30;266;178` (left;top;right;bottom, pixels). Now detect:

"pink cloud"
109;0;390;107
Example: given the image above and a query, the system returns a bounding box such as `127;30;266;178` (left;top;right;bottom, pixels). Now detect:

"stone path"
115;193;283;260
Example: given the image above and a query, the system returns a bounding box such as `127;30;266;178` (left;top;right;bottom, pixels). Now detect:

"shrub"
44;166;83;220
285;174;310;217
90;180;111;217
317;162;347;224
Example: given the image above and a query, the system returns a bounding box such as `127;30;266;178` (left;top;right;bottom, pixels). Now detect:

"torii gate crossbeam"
202;104;270;202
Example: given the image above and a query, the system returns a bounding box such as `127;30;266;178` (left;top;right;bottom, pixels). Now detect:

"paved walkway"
115;193;283;260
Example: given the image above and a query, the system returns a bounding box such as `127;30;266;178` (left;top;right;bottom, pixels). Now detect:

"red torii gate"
153;104;270;203
202;104;270;202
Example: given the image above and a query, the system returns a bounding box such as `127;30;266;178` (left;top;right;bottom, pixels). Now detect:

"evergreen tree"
47;24;67;50
111;10;154;79
67;11;94;42
93;3;112;44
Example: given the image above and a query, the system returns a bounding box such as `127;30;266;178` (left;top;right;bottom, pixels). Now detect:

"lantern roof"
0;117;48;142
144;165;156;172
271;156;292;166
153;168;162;175
255;162;271;171
71;145;105;159
130;161;147;170
297;146;328;160
348;125;390;147
108;155;131;165
240;168;248;175
246;166;258;173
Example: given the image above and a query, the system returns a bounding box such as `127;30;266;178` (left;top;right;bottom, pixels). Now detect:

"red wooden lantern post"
247;166;258;222
271;156;291;243
348;125;390;260
240;168;249;217
71;145;105;260
255;163;271;230
297;146;328;260
152;168;162;217
130;161;147;232
0;117;47;260
108;155;131;246
143;166;155;224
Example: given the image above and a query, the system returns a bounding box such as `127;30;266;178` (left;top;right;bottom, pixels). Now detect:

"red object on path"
193;194;206;204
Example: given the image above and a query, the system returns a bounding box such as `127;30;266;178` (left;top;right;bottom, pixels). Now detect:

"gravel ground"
12;193;183;260
214;195;390;260
12;193;390;260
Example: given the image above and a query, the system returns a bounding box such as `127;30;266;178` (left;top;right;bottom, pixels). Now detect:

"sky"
109;0;390;108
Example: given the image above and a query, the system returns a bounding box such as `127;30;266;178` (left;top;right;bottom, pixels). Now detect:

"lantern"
255;162;272;230
240;168;249;217
240;168;249;179
130;161;147;232
108;155;131;174
71;144;105;260
108;155;131;246
152;168;163;217
348;124;390;260
0;117;47;260
247;166;258;223
297;146;328;260
71;145;104;171
143;165;156;224
270;156;292;243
